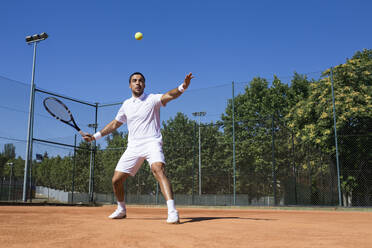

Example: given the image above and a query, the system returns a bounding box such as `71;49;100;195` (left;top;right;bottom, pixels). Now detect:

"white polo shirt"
115;93;164;146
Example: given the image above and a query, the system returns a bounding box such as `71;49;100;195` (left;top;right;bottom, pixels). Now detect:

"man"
83;72;193;224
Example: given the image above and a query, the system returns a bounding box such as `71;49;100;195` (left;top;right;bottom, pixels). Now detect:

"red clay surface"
0;205;371;248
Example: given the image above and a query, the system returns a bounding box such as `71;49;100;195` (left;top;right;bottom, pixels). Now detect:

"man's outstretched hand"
182;72;194;90
161;72;195;106
82;133;94;142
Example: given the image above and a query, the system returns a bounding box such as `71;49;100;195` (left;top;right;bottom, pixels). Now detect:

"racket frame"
43;97;82;132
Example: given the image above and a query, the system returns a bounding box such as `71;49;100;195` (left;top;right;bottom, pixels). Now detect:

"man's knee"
112;172;128;186
112;177;121;186
151;162;165;177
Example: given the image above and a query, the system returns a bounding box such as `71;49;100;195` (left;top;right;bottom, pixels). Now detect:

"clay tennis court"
1;205;371;248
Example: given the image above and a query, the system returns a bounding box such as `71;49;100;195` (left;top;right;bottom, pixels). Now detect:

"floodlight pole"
23;33;48;202
192;111;206;195
232;81;236;205
23;41;37;202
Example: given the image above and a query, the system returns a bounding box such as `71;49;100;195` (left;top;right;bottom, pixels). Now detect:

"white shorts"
115;141;165;176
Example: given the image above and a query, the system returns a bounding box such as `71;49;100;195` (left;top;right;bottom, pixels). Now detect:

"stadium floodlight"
25;32;48;44
192;111;206;195
40;32;48;39
23;32;48;202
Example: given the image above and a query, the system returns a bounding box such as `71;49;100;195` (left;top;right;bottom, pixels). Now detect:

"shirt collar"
131;93;146;102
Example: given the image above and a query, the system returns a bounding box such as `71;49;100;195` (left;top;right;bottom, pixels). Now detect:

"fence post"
192;122;196;205
291;130;297;204
271;114;277;206
330;68;342;206
89;143;94;203
71;134;77;204
232;81;236;206
8;163;13;201
307;146;312;204
88;103;99;204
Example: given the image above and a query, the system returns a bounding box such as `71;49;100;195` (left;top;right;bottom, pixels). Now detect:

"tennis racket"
43;97;86;136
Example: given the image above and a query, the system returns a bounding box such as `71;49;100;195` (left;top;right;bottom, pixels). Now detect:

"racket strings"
44;98;71;122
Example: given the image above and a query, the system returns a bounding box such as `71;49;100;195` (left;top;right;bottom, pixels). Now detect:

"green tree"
222;76;311;203
162;112;228;195
0;153;7;178
2;143;16;160
287;49;372;205
162;113;195;194
198;121;230;194
69;141;92;193
96;130;128;193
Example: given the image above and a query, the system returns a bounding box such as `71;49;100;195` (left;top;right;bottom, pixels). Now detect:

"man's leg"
112;171;130;201
109;171;130;219
151;162;173;200
151;162;179;224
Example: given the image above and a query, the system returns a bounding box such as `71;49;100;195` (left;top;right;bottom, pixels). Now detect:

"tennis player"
83;72;193;224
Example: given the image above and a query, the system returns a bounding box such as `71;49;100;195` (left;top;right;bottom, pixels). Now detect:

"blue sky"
2;0;371;97
0;0;371;156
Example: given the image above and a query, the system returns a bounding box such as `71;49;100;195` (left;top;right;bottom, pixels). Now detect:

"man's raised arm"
161;72;194;106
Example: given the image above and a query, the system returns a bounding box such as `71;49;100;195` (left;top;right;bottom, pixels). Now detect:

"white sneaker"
166;210;180;224
108;208;126;219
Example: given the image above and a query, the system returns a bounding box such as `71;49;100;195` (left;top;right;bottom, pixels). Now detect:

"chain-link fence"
0;58;371;207
0;76;29;202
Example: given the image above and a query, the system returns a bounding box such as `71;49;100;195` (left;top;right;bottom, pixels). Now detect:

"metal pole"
29;157;33;202
8;163;13;201
11;164;14;201
307;146;312;203
23;41;37;202
330;68;342;206
232;81;236;205
28;89;36;203
192;112;206;196
198;116;202;195
192;122;196;204
88;146;94;203
291;130;297;204
271;114;277;206
89;104;99;203
92;103;98;203
72;134;77;204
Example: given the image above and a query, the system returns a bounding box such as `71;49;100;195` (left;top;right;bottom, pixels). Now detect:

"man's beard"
132;89;144;97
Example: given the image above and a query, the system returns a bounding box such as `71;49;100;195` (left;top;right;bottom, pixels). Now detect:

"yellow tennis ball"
135;32;143;40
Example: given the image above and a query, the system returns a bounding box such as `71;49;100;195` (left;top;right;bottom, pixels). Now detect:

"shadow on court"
127;216;276;224
180;216;276;223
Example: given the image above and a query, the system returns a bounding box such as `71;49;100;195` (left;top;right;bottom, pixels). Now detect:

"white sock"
117;201;126;211
167;199;176;213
